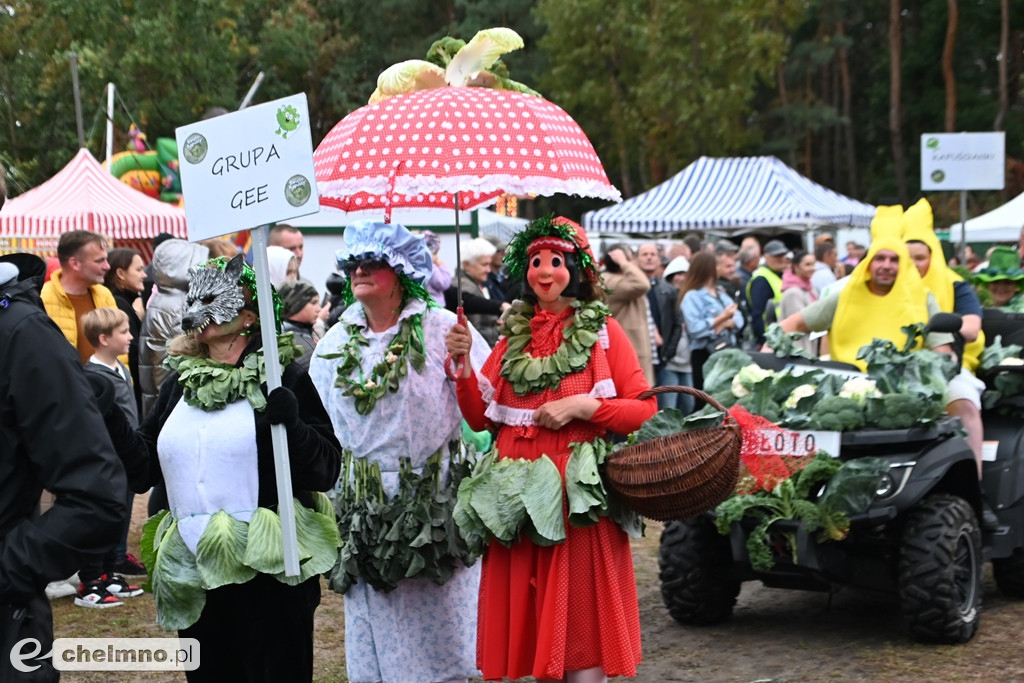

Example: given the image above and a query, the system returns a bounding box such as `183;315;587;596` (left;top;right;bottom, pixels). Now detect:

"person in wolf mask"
309;221;490;683
138;254;342;682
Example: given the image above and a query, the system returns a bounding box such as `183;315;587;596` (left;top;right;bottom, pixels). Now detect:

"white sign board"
920;132;1005;191
756;429;842;458
176;93;319;241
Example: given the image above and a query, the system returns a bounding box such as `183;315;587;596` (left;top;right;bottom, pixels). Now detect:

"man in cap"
745;239;791;346
278;279;322;372
976;246;1024;310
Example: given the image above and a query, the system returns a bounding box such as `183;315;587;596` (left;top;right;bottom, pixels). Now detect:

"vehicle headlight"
874;461;915;501
875;472;896;498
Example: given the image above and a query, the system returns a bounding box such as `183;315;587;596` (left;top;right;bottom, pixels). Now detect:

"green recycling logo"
926;137;939;150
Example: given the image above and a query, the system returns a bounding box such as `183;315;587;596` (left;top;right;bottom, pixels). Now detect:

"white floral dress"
309;298;491;683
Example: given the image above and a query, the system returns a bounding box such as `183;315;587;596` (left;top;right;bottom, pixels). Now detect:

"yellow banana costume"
902;198;984;372
829;233;931;370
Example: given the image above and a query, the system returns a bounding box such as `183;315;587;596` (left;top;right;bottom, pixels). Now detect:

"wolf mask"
181;254;248;334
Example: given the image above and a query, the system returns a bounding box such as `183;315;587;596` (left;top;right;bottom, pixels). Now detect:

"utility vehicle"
658;312;1024;643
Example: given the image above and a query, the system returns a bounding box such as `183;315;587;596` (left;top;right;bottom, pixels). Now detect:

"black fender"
981;413;1024;511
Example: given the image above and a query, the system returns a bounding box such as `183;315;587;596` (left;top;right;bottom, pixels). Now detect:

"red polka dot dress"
456;307;657;680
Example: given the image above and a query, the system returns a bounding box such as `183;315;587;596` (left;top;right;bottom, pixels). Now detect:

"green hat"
973;246;1024;284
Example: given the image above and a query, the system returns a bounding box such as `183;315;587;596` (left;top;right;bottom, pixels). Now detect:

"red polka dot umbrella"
313;87;620;219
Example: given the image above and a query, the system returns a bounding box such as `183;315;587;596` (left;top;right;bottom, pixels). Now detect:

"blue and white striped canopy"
583;156;876;234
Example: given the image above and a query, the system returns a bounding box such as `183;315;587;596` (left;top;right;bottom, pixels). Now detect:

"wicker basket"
604;386;741;521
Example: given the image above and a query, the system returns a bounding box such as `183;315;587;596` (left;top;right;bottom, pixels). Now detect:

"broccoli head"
865;393;929;429
809;395;865;431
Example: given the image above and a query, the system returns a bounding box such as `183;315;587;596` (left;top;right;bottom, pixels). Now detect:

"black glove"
265;386;300;427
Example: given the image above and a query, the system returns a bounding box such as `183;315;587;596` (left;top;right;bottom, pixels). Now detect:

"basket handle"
638;385;728;412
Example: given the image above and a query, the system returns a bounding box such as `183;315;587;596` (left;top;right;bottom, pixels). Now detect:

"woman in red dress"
445;217;657;682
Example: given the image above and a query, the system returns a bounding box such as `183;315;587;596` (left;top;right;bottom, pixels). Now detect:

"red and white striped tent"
0;148;188;259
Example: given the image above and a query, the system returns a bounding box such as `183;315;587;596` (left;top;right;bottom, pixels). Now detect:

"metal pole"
69;53;85;148
454;192;463;310
251;225;300;576
959;190;968;264
105;83;115;166
236;89;299;576
239;72;265;110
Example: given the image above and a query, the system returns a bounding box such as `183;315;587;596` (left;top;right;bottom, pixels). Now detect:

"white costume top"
158;399;258;554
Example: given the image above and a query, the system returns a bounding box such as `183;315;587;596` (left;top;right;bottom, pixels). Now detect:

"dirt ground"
631;522;1024;683
50;499;1024;682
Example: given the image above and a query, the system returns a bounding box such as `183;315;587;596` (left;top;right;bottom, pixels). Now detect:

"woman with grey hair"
458;237;500;346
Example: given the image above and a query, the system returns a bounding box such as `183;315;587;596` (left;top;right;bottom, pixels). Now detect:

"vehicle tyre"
658;517;739;625
898;494;982;644
993;548;1024;597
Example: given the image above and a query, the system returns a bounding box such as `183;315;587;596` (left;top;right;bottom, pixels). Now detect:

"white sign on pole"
920;132;1005;191
176;93;319;241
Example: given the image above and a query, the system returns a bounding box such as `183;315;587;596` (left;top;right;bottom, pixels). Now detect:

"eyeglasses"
341;259;389;277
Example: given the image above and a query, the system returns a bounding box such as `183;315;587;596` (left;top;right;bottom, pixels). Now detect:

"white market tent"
583;156;876;235
947;191;1024;243
477;209;528;243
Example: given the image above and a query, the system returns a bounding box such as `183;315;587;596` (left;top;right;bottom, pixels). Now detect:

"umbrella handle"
445;307;469;381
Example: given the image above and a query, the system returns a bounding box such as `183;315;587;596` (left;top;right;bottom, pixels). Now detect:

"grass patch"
50;494;350;682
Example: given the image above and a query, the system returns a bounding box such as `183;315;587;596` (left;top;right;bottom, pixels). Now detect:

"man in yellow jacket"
41;230;120;365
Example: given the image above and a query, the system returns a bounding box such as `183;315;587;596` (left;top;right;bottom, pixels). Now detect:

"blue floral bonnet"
336;221;434;285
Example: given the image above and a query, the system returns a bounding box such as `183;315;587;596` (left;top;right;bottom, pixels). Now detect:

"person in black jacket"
0;253;127;682
103;247;147;415
138;254;341;682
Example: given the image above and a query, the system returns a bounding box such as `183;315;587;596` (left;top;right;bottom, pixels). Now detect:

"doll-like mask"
526;240;578;303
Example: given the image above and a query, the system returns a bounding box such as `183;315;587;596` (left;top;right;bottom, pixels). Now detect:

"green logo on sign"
285;175;311;207
182;133;208;164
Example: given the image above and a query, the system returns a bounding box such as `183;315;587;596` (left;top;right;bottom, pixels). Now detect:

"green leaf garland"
166;333;299;412
321;313;426;415
328;441;481;595
499;299;609;395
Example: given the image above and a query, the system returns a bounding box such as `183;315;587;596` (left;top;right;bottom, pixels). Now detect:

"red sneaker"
101;573;144;598
74;580;124;608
